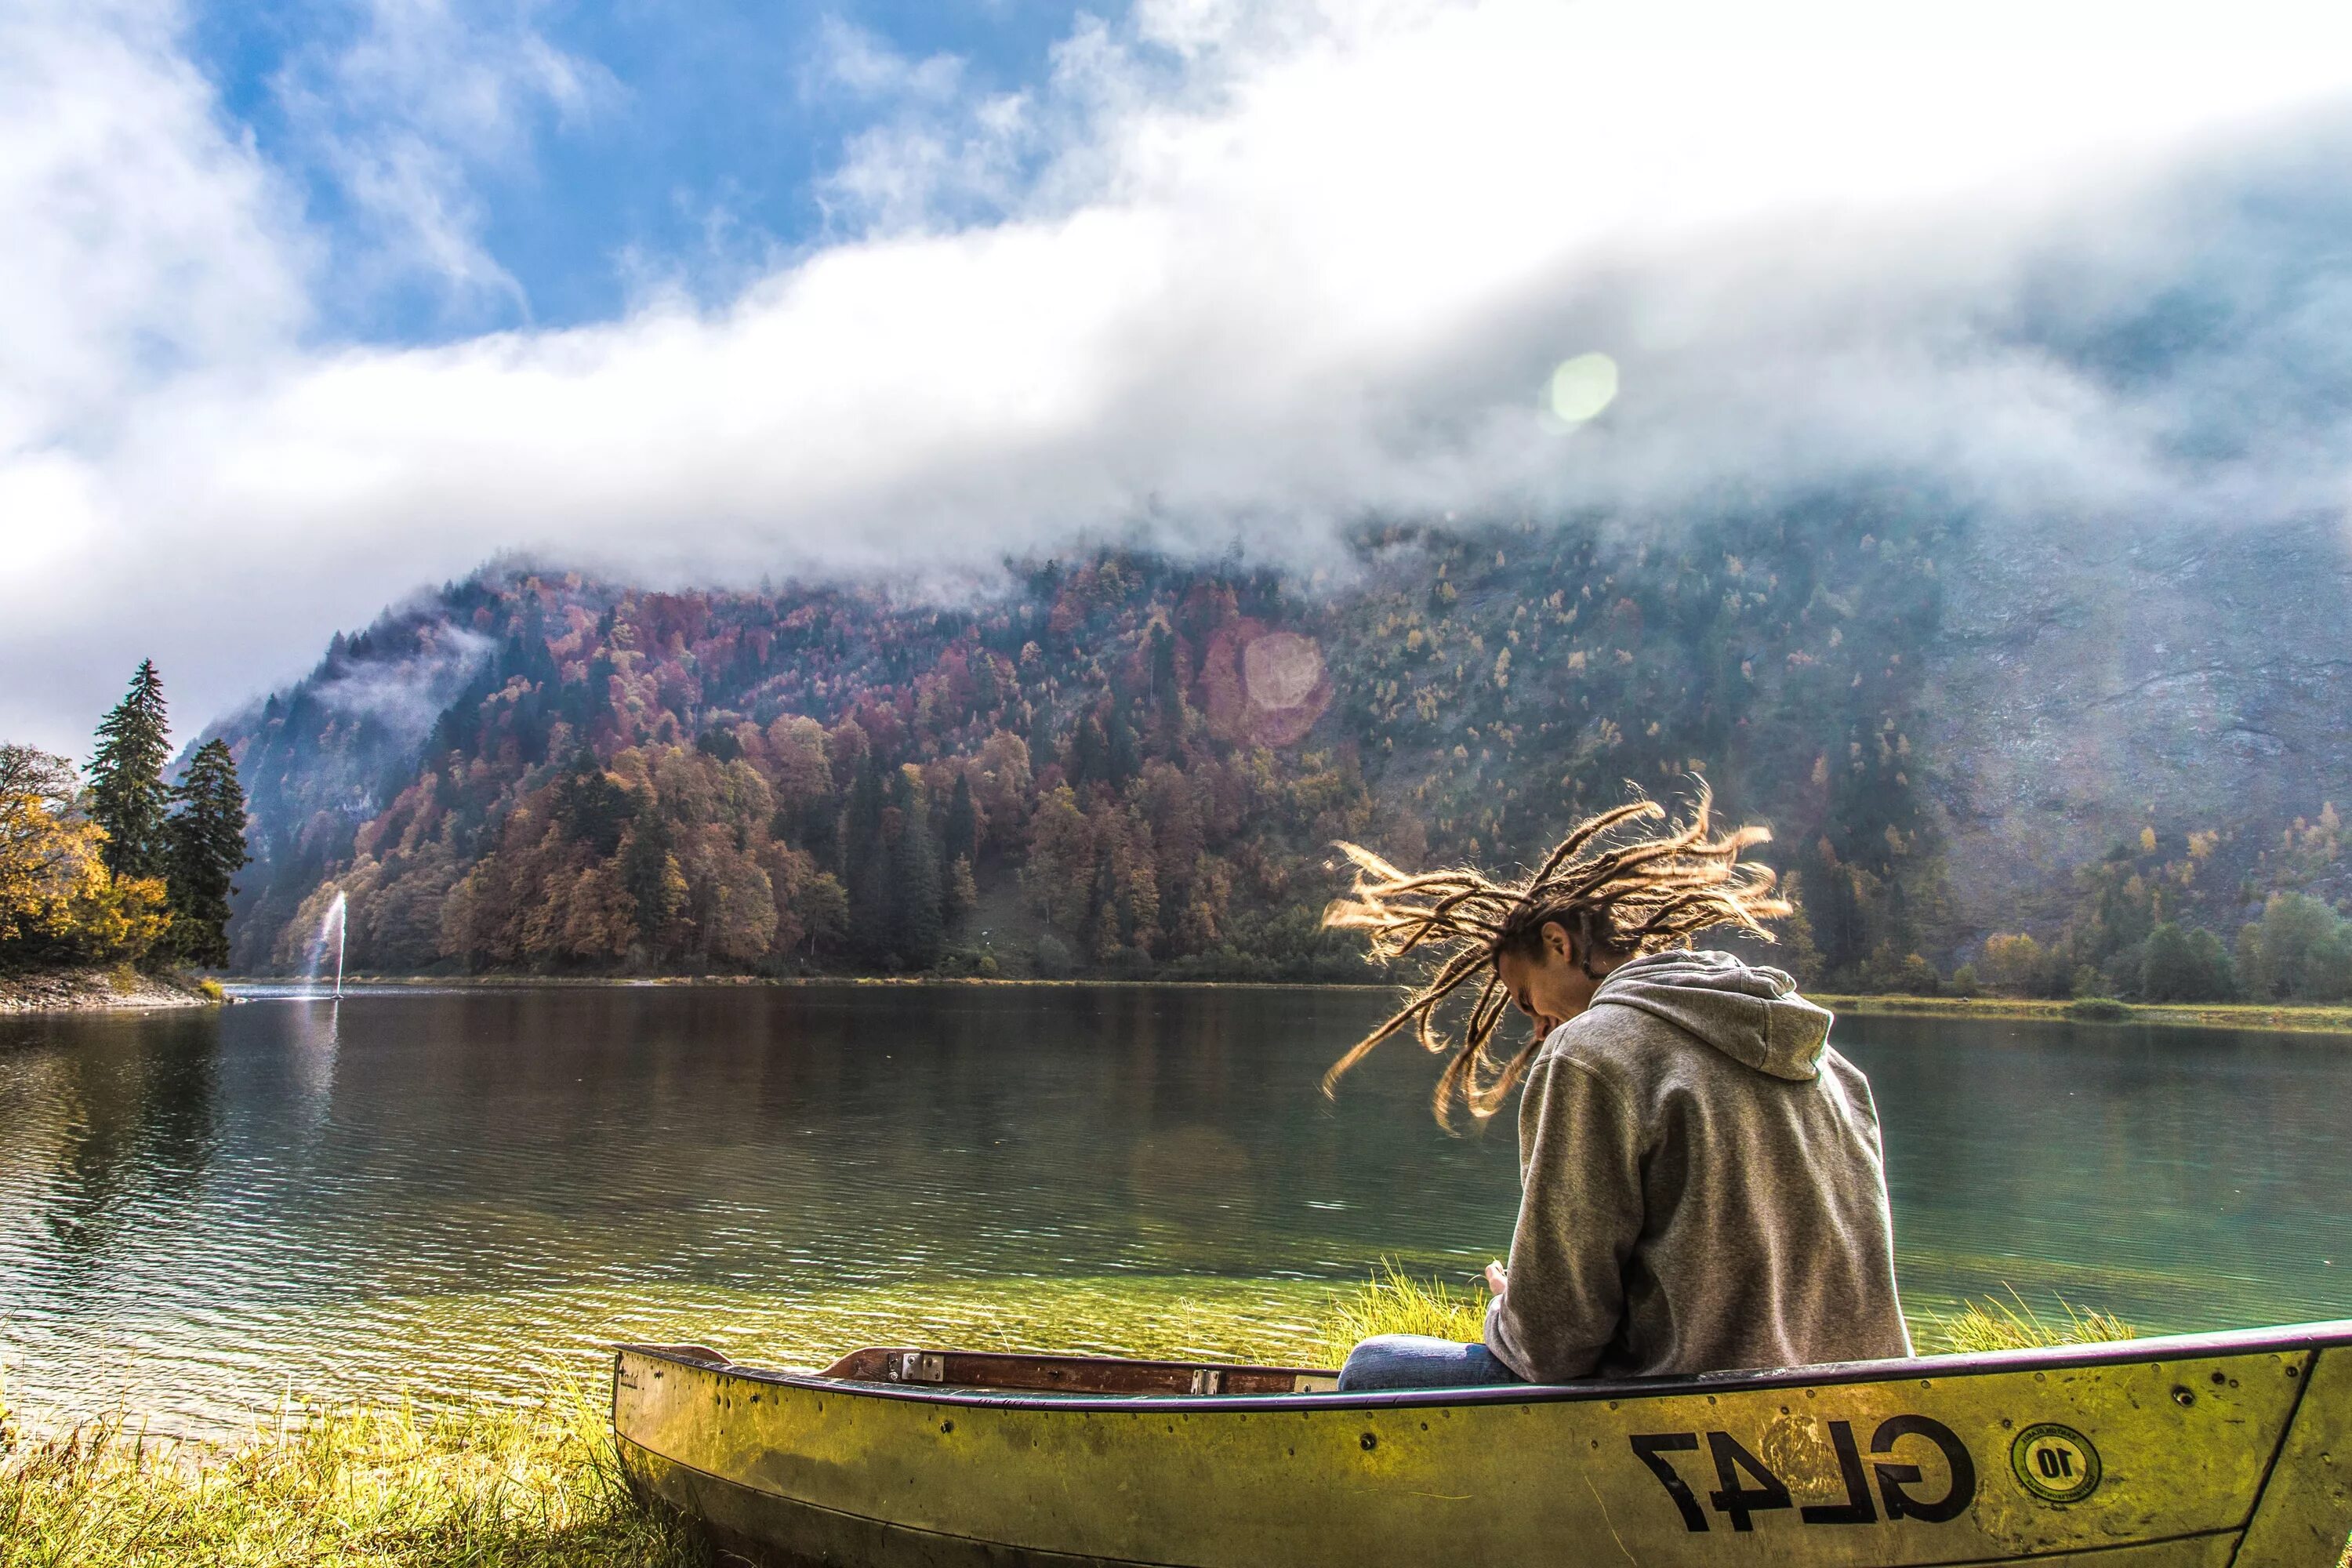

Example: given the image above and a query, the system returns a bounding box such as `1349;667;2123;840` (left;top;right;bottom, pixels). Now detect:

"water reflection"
1849;1015;2347;1324
289;998;339;1131
20;1012;220;1277
0;989;2348;1434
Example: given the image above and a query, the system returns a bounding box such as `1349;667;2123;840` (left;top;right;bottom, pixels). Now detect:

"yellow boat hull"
613;1322;2352;1566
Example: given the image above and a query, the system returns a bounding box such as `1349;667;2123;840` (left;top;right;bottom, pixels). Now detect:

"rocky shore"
0;966;219;1014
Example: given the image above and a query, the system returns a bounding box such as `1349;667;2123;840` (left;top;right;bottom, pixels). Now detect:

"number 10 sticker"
2010;1424;2101;1504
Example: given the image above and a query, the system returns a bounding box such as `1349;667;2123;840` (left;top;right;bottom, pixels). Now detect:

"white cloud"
8;0;2352;759
810;15;965;103
311;619;495;740
0;0;307;456
271;0;616;314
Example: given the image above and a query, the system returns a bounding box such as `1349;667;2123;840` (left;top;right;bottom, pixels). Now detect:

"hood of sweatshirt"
1584;949;1833;1081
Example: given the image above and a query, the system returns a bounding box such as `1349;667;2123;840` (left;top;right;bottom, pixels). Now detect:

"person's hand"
1484;1260;1508;1297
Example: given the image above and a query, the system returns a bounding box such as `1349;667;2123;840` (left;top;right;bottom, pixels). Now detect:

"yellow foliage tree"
1;743;171;965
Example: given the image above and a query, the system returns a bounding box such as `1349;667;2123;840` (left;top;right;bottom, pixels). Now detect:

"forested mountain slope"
200;509;2352;989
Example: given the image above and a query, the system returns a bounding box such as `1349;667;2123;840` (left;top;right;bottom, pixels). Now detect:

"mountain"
196;506;2352;989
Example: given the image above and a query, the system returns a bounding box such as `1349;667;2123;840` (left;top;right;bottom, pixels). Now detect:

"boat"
613;1319;2352;1566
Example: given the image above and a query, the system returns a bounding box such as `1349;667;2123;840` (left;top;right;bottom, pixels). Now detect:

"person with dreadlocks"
1322;785;1911;1390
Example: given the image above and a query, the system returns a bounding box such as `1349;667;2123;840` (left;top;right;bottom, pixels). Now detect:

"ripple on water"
4;988;2352;1436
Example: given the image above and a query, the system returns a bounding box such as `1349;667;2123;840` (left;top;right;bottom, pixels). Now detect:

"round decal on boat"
2010;1424;2101;1504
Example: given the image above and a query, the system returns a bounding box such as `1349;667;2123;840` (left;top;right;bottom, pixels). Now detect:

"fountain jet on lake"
306;891;347;999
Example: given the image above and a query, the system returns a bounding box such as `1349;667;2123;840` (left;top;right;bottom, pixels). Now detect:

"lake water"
2;985;2349;1436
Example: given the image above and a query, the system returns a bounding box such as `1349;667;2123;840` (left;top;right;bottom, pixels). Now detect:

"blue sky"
185;1;1120;341
8;0;2352;760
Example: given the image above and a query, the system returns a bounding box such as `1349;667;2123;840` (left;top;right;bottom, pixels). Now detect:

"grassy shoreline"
223;971;1389;993
2;1277;2157;1566
1813;992;2352;1036
220;972;2352;1037
0;1383;705;1568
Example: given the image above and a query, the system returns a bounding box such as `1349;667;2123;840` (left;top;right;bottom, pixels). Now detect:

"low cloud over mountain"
8;0;2352;757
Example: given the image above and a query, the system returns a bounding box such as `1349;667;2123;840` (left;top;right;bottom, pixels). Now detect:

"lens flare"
1545;352;1619;424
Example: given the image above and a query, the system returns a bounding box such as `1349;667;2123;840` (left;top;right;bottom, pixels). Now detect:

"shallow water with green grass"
2;984;2349;1436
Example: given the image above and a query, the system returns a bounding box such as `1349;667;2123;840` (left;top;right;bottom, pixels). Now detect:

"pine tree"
946;855;978;931
844;758;891;962
887;766;944;967
1149;624;1179;709
89;660;172;880
550;750;633;855
1105;697;1139;786
1027;705;1058;779
1068;713;1107;790
1149;624;1185;753
619;803;683;956
943;772;978;870
165;739;249;966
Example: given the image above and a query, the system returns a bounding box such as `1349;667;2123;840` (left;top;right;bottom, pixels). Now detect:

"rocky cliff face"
1927;518;2352;938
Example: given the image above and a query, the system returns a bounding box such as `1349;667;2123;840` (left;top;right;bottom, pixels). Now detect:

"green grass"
1310;1261;1490;1367
0;1381;704;1568
1815;991;2352;1036
0;1279;2182;1566
1922;1287;2138;1354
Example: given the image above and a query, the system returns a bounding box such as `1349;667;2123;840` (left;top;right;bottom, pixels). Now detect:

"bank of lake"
0;965;220;1014
216;972;2352;1040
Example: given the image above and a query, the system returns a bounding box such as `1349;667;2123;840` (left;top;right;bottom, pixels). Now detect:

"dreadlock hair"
1321;782;1791;1129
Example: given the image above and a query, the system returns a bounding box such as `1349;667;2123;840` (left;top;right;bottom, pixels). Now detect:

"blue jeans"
1335;1334;1527;1392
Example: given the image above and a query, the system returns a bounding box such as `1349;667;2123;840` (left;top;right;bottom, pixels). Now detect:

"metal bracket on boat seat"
1189;1368;1225;1396
891;1352;947;1384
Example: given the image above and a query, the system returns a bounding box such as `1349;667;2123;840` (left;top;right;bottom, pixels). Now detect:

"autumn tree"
224;525;2009;982
1978;932;2056;996
89;660;172;881
1;742;169;967
1;746;99;960
1024;785;1093;935
767;715;837;866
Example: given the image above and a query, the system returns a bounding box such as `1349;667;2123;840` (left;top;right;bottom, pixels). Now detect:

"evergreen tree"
1806;848;1867;978
619;800;682;954
89;660;172;880
1026;705;1058;779
887;766;944;967
550;750;634;855
946;855;978;931
1068;713;1107;790
165;739;249;967
943;772;978;869
1149;624;1179;709
1087;848;1123;960
2141;921;2236;1002
1148;624;1185;752
1105;697;1139;786
797;794;843;873
843;758;891;962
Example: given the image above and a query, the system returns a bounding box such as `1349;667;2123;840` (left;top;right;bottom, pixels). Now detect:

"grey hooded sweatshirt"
1483;949;1912;1381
